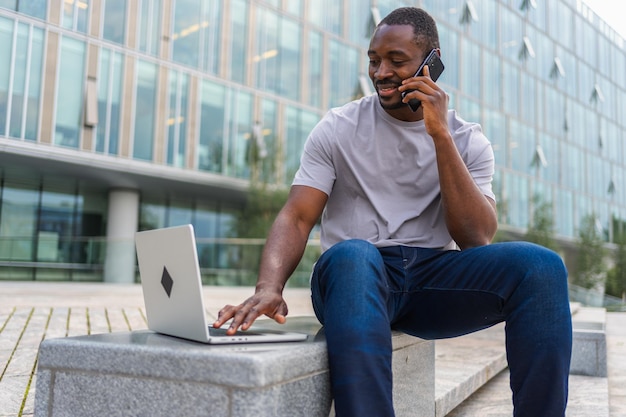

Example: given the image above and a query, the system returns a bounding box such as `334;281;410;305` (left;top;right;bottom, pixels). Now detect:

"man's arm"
401;65;497;248
213;185;328;334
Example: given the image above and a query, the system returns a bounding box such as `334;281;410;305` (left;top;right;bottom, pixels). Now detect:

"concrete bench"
571;306;607;377
35;317;435;417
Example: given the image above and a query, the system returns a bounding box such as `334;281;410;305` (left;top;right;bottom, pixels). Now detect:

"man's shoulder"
328;94;378;118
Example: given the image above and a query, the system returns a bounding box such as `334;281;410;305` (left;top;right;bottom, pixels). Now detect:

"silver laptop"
135;224;308;344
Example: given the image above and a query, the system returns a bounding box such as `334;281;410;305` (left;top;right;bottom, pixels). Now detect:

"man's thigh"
388;241;548;339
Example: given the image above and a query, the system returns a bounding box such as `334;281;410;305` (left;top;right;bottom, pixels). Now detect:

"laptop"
135;224;308;344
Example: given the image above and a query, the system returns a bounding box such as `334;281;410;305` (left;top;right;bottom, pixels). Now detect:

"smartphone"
401;49;445;112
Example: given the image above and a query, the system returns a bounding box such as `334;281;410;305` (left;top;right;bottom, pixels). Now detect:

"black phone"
401;49;445;112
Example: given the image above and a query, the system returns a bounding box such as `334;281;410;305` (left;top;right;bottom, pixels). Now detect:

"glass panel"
228;0;247;83
95;49;123;155
166;70;189;167
38;190;77;263
197;79;226;173
460;38;480;100
54;36;86;148
256;98;277;183
8;23;28;139
482;49;501;108
519;74;535;125
329;40;359;108
437;25;458;90
133;60;157;161
200;0;221;74
284;107;319;183
102;0;127;44
167;200;193;226
138;0;161;56
509;119;535;175
0;0;47;19
500;6;522;61
0;16;12;137
502;61;519;117
227;90;252;178
25;27;43;141
285;0;302;17
279;17;300;100
539;133;559;183
254;8;279;94
139;198;167;230
0;184;39;261
347;0;370;44
62;0;90;32
505;172;529;229
307;0;342;35
172;0;201;67
307;31;322;107
483;109;506;168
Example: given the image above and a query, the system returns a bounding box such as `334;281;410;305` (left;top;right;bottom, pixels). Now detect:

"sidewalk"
0;281;624;416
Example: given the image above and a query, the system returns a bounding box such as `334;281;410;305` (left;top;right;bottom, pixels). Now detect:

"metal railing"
569;283;626;311
0;236;321;286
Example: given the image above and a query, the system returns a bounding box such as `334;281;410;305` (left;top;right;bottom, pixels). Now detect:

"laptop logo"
161;266;174;298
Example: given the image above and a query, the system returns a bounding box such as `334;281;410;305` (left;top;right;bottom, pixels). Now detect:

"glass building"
0;0;624;283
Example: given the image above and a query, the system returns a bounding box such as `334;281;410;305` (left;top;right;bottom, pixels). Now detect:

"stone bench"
35;317;435;417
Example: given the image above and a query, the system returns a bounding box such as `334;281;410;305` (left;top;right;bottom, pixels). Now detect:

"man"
214;7;572;417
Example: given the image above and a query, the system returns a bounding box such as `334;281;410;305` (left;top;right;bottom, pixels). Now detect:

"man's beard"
378;96;406;110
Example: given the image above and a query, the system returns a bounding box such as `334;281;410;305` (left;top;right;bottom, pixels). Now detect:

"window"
284;107;319;183
253;8;301;100
102;0;127;45
166;70;189;167
307;31;323;107
226;90;252;178
1;20;44;141
132;60;157;161
0;184;39;262
137;0;161;56
95;48;123;155
228;0;247;83
0;0;47;20
54;36;86;148
329;40;359;108
197;79;226;173
62;0;90;33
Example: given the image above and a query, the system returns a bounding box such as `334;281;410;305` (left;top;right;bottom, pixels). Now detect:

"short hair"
377;7;440;56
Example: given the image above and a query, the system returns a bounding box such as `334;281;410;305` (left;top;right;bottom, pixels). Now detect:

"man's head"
368;8;440;118
377;7;440;55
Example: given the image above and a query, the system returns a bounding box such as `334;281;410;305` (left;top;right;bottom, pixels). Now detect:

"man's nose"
375;62;393;79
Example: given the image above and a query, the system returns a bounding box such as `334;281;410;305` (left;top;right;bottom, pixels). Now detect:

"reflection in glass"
54;36;86;148
133;60;157;161
102;0;127;44
198;79;226;173
95;49;123;155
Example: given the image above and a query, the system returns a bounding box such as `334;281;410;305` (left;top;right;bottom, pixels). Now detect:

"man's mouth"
376;82;400;98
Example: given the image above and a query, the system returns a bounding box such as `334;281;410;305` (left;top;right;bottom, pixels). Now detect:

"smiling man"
215;7;572;417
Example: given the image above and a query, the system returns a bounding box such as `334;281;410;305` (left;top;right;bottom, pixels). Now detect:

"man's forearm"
254;213;311;293
434;133;497;248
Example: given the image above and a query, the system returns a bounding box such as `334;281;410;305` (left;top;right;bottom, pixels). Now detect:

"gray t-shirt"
293;94;495;252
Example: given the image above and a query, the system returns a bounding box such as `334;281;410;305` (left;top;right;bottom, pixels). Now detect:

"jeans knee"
325;239;379;261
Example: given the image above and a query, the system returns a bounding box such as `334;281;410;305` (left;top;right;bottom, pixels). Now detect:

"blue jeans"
311;239;572;417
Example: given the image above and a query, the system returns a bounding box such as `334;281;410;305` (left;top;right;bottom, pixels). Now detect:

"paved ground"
0;281;624;417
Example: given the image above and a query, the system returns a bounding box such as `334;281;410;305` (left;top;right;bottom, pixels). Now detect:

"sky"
582;0;626;39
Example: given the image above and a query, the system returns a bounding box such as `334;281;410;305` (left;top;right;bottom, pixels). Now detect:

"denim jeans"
310;239;572;417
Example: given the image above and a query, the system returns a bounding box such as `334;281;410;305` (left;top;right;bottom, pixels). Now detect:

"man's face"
368;24;425;115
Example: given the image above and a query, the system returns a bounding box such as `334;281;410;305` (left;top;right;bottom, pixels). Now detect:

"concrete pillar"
104;189;139;283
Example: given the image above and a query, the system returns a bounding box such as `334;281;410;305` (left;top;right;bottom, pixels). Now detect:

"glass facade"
0;0;624;282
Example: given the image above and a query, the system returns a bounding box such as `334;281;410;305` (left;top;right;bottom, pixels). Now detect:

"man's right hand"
212;289;288;335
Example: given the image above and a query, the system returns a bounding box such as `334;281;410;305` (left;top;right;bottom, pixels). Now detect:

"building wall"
0;0;624;282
